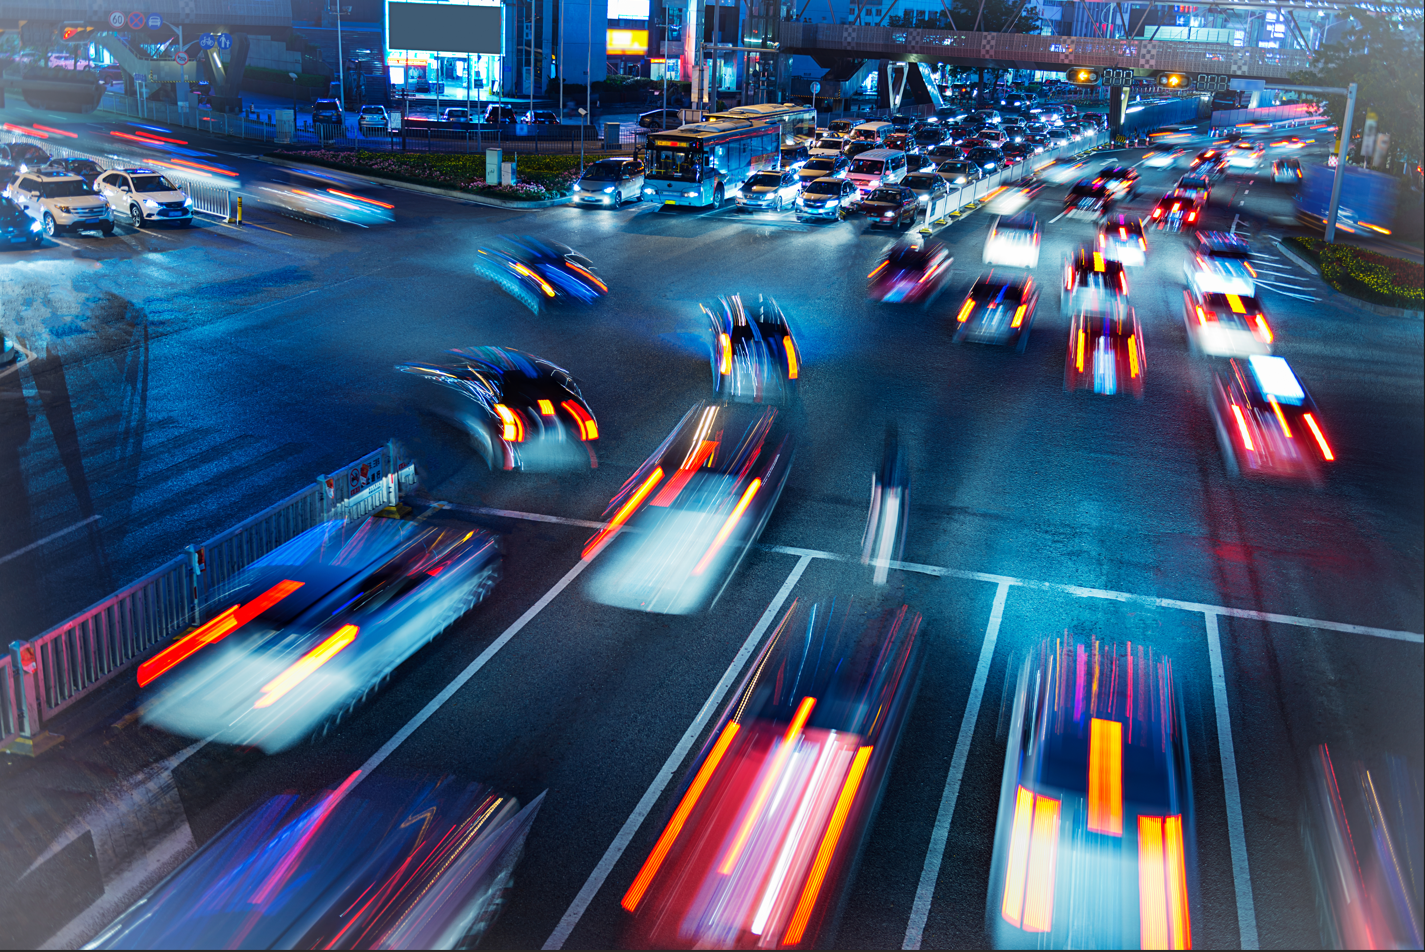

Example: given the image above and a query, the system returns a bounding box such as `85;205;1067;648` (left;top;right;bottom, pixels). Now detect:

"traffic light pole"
1107;85;1126;138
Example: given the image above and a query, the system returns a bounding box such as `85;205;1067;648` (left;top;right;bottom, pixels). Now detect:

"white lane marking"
902;580;1011;950
1252;280;1320;302
452;509;1423;643
1204;611;1260;950
0;515;100;566
1048;210;1067;224
352;554;594;781
1230;214;1241;234
543;553;815;950
453;503;606;530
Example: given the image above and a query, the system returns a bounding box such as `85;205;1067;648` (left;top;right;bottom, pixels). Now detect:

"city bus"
643;118;782;208
705;102;818;145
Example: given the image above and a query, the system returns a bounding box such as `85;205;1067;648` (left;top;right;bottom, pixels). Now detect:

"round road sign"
126;11;145;29
810;80;821;94
146;13;162;30
174;51;189;66
109;11;125;28
216;33;232;50
199;32;215;49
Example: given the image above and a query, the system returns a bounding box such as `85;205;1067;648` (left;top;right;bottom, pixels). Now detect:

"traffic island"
1285;237;1425;317
265;149;582;208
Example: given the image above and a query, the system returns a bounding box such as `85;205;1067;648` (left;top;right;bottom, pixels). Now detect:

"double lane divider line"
902;581;1010;949
542;553;815;950
351;553;596;783
1204;611;1260;950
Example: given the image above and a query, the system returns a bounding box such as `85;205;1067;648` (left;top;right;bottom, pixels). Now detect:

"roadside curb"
257;155;574;209
1273;238;1424;319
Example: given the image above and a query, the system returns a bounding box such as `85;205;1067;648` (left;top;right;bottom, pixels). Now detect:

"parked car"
312;99;344;125
524;109;561;124
484;104;518;124
442;107;473;123
357;104;389;132
638;107;682;130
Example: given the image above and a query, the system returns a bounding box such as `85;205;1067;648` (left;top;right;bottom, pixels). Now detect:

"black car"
927;143;966;163
397;346;600;472
705;293;800;406
1002;142;1034;164
951;272;1039;351
937;159;982;187
0;195;42;248
968;146;1006;172
1064;179;1114;220
638;108;682;130
0;143;51;171
1096;164;1141;199
861;186;920;229
311;98;344;124
42;158;104;185
483;105;519;124
913;123;945;147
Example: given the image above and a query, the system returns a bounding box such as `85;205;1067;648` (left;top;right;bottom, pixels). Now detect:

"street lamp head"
288;72;298;80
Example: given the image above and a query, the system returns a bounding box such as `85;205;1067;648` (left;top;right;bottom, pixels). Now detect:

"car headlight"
602;186;615;193
30;220;42;232
827;199;839;208
57;205;72;213
143;198;159;208
683;190;698;197
917;195;929;203
643;187;655;194
573;183;582;191
184;195;193;206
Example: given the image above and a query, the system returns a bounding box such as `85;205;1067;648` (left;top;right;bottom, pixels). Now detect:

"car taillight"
1303;412;1334;460
1253;315;1272;343
1195;306;1212;324
1188;211;1197;221
1001;786;1059;932
494;403;525;442
562;399;599;440
956;298;975;323
1152;208;1163;218
1138;815;1192;950
1011;304;1028;328
1230;403;1255;452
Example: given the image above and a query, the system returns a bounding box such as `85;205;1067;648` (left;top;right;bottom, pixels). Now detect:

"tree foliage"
1294;10;1423;172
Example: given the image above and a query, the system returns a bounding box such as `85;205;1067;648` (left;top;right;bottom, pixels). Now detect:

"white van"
850;120;893;144
846;148;908;194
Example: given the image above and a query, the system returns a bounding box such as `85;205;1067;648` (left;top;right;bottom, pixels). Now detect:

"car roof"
117;168;159;174
32;170;82;180
851;148;903;160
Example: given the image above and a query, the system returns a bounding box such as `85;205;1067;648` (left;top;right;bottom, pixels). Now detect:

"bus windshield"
648;147;700;182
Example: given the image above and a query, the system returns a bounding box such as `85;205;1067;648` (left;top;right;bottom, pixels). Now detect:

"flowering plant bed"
1287;237;1424;310
269;149;583;200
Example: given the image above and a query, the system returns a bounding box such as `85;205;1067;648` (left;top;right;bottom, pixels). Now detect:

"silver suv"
95;168;192;227
4;170;113;237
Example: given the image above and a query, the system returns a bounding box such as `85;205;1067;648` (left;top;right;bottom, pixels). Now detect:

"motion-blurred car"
1271;157;1303;183
95;167;192;227
868;238;953;305
140;515;501;752
1300;745;1423;950
1062;246;1129;315
1097;215;1147;266
1064;179;1113;221
796;153;850;186
951;271;1038;351
990;639;1194;948
1149;191;1199;232
621;599;923;948
252;176;395;228
705;294;800;405
0;142;51;172
582;398;797;614
1143;144;1185;169
985;179;1044;216
397;347;599;471
574;156;645;206
1176;172;1213;203
1224;139;1265;169
0;195;44;247
796;177;858;221
983;212;1041;269
861;185;921;228
737;168;803;212
1096;165;1141;199
1193;229;1253;265
1183;246;1256;297
937;159;982;187
474;236;608;310
40;157;104;185
1190;147;1226;174
89;774;542;950
1183;288;1273;358
1208;355;1335;480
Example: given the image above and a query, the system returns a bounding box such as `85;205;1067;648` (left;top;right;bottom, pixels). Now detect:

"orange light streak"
1231;404;1255;452
784;335;799;379
691;477;761;576
1303;413;1334;460
1087;718;1123;834
254;624;357;708
582;467;664;558
783;745;873;945
326;187;394;209
136;579;304;687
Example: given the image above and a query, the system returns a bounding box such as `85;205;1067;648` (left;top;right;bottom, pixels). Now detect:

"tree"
1293;10;1423;174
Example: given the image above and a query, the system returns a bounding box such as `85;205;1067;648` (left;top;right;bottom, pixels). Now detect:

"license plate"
664;199;676;205
161;209;184;216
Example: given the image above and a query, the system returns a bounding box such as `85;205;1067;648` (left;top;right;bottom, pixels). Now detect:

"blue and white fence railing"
2;441;417;754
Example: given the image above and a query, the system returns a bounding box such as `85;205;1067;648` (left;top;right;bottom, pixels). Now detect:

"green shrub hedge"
1287;237;1425;310
270;149;584;200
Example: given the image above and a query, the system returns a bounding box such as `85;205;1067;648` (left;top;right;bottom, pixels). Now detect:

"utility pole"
585;0;591;169
559;0;565;122
333;3;347;109
1324;81;1357;243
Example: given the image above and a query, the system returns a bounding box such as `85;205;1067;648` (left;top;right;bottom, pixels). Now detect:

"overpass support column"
1107;85;1127;139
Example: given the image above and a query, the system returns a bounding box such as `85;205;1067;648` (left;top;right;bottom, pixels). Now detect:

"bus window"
650;146;700;181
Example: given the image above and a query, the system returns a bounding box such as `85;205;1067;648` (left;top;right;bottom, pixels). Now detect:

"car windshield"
581;162;626;181
971;279;1023;302
868;187;903;202
10;146;48;162
903;174;938;189
998;215;1037;234
803;158;837;172
41;179;95;198
1181;176;1210;188
814;138;843;150
804;179;842;195
361;107;384;115
849;158;885;174
131;175;177;192
969;148;999;159
748;172;783;188
940;161;972;173
1070;183;1107;198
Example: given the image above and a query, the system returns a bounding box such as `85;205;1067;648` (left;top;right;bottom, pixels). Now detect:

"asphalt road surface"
0;107;1420;951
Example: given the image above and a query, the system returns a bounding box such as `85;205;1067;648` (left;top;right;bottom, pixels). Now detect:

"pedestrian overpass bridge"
779;22;1313;81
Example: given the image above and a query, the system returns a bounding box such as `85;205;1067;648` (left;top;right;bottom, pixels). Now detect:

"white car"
1183;287;1274;358
1223;141;1264;170
1184;253;1256;297
1143;145;1184;169
95;168;192;227
808;136;846;157
983;213;1041;269
5;170;113;237
735;168;801;211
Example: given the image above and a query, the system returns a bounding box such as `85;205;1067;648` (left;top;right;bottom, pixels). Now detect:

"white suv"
5;170;113;237
96;168;192;227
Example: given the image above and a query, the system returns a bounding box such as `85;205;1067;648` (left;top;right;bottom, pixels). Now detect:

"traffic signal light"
1157;71;1191;90
1067;68;1100;86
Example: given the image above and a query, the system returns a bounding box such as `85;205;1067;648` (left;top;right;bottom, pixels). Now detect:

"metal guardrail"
779;22;1312;79
2;441;417;754
1211;103;1321;126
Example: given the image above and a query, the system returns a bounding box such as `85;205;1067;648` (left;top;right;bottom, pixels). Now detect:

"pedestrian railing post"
8;641;39;741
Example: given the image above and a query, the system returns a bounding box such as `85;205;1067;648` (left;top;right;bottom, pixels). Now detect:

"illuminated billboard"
608;0;650;18
387;1;503;56
607;28;648;55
